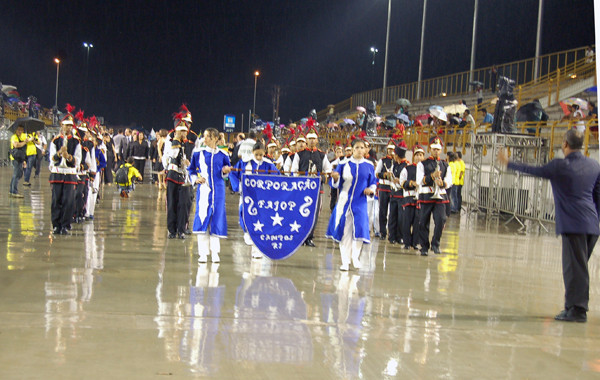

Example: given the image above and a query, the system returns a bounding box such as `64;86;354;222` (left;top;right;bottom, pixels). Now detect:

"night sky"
0;0;595;132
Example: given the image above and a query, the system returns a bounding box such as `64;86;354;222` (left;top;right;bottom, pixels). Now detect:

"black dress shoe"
420;250;428;256
53;227;61;235
60;227;70;235
178;233;186;240
555;307;587;322
184;229;192;235
379;235;387;240
304;239;316;247
432;247;442;254
168;233;177;239
388;240;396;245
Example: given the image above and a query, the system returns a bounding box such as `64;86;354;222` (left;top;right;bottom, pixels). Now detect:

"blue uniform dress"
326;157;377;243
230;158;279;232
187;147;231;237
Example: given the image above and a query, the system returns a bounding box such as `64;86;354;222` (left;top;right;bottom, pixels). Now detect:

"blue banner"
241;174;321;260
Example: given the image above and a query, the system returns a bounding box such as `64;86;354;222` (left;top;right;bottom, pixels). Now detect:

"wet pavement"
1;166;600;379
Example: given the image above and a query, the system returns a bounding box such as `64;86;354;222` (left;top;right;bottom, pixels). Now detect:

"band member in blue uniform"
230;141;279;259
163;120;190;239
326;138;377;271
291;126;332;247
49;105;82;235
387;141;409;245
416;137;453;256
188;128;232;263
399;145;425;251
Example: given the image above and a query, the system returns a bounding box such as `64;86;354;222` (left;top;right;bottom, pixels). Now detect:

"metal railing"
317;46;593;120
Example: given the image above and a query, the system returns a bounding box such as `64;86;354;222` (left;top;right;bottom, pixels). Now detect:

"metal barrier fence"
465;133;556;228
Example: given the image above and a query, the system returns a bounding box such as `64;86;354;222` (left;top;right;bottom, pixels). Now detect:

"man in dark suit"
498;130;600;322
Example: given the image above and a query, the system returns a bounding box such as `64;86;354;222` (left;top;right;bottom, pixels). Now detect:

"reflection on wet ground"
1;167;599;379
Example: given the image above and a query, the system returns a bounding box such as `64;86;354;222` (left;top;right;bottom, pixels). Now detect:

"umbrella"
428;105;444;113
516;102;549;122
356;106;366;113
343;118;356;125
1;84;17;95
443;104;467;115
396;98;411;107
429;107;448;122
398;114;410;124
9;117;46;133
563;97;588;110
469;81;484;87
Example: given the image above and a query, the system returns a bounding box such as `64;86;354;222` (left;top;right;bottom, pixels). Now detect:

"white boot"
211;252;220;263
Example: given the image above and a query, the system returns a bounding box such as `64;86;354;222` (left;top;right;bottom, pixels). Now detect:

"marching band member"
187;128;232;263
163;118;190;239
374;139;396;240
291;125;332;247
276;144;290;171
74;115;93;223
329;143;344;212
230;141;279;259
416;137;452;256
85;130;106;220
399;145;425;251
49;105;82;235
283;136;303;175
387;141;409;245
326;138;377;271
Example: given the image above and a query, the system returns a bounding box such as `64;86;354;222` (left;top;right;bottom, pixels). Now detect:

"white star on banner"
253;220;264;232
289;221;301;233
271;212;284;226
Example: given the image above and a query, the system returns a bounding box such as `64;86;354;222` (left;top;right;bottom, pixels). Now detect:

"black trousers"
133;159;146;182
387;197;404;243
167;181;188;234
456;185;463;211
306;193;322;241
51;182;75;229
183;186;194;231
402;205;420;248
418;202;447;251
75;180;88;218
561;234;598;310
329;186;338;212
378;190;391;237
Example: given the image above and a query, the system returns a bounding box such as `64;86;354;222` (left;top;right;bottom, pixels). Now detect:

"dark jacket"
128;140;149;159
508;151;600;235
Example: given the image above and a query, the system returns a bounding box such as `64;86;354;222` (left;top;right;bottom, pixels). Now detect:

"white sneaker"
352;256;362;269
198;255;208;263
339;264;349;271
211;253;220;263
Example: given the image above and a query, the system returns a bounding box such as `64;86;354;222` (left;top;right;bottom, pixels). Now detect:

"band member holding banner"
291;126;332;247
49;105;82;235
163;119;190;239
400;145;425;251
187;128;232;263
326;138;377;271
230;141;279;259
416;137;452;256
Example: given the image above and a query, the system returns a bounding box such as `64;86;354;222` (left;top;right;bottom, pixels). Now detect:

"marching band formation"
46;104;460;271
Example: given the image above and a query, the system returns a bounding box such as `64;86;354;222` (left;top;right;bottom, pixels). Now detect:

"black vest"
421;157;449;187
391;159;408;197
52;135;79;168
297;148;325;173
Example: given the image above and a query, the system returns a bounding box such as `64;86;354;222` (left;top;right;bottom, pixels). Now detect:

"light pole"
253;70;260;126
381;0;392;105
54;58;60;125
83;42;93;109
370;47;378;89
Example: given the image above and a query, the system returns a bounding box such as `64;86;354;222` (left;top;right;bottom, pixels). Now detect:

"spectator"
479;108;494;124
128;132;149;182
230;133;245;167
585;46;595;63
115;157;142;198
452;151;465;213
9;125;27;198
34;131;47;179
490;65;498;92
463;109;476;131
113;129;125;165
476;85;483;105
22;131;39;186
